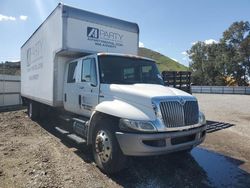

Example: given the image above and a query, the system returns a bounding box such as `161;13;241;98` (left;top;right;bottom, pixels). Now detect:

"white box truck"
21;3;207;174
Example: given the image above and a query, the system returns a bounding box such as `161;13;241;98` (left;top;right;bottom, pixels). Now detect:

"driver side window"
81;58;97;86
67;61;77;83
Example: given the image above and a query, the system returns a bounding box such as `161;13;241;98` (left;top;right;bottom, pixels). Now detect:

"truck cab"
64;53;164;116
63;53;207;173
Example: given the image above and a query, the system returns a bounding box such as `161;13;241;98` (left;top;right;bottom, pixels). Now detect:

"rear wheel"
92;119;127;174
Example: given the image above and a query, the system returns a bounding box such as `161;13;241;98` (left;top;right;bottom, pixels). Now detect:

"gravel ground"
195;94;250;171
0;94;250;188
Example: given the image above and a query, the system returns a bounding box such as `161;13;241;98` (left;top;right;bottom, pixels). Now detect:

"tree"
188;42;207;85
188;42;225;85
188;21;250;86
221;21;250;86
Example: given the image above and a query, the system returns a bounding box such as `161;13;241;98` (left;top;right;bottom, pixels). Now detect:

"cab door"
79;56;99;117
64;61;77;113
63;59;83;114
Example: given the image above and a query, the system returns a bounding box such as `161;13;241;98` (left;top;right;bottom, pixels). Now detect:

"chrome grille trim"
184;101;199;125
159;100;199;128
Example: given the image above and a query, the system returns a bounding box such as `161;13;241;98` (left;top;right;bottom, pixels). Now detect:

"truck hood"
100;84;194;108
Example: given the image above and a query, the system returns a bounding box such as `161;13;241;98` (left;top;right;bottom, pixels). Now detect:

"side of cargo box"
21;5;63;107
21;4;139;108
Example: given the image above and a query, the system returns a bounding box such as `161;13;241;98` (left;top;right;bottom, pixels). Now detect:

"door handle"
78;95;81;106
79;86;84;89
64;93;67;102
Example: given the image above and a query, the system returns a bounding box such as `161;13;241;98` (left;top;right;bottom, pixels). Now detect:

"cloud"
139;41;144;47
191;41;198;45
7;59;20;62
191;39;218;46
19;15;28;21
204;39;218;45
1;57;20;62
181;51;189;61
0;14;28;22
170;57;178;62
181;51;188;56
0;14;16;21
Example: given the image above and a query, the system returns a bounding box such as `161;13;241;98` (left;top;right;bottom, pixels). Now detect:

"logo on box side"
87;27;99;39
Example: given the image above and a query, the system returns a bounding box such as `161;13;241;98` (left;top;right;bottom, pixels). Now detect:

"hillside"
0;61;20;75
138;47;188;72
1;48;187;75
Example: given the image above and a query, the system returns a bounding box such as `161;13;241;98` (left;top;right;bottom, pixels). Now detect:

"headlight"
199;112;206;125
119;119;157;132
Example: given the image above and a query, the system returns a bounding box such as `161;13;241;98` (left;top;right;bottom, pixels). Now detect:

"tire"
28;101;40;120
92;119;127;174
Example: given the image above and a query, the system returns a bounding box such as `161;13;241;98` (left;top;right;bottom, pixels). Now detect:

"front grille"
159;100;199;128
184;101;199;125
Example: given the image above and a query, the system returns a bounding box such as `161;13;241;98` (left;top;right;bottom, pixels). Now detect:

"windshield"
98;55;164;85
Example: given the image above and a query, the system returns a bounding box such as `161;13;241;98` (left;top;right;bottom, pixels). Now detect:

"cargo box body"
21;4;139;107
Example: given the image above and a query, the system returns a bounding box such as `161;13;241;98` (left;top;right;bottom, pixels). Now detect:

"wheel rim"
95;130;112;163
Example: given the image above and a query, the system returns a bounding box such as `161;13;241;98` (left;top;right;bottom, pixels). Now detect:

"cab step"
55;126;69;135
67;134;87;144
72;117;88;124
55;126;87;144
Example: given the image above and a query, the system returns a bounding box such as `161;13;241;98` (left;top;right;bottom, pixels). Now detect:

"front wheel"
92;120;127;174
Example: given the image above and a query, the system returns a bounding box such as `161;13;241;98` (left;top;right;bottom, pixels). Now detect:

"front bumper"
116;125;206;156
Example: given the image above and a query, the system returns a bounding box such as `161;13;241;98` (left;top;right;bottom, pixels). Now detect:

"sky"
0;0;250;66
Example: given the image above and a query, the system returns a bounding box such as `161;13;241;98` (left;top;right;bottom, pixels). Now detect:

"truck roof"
21;3;139;48
97;53;155;62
